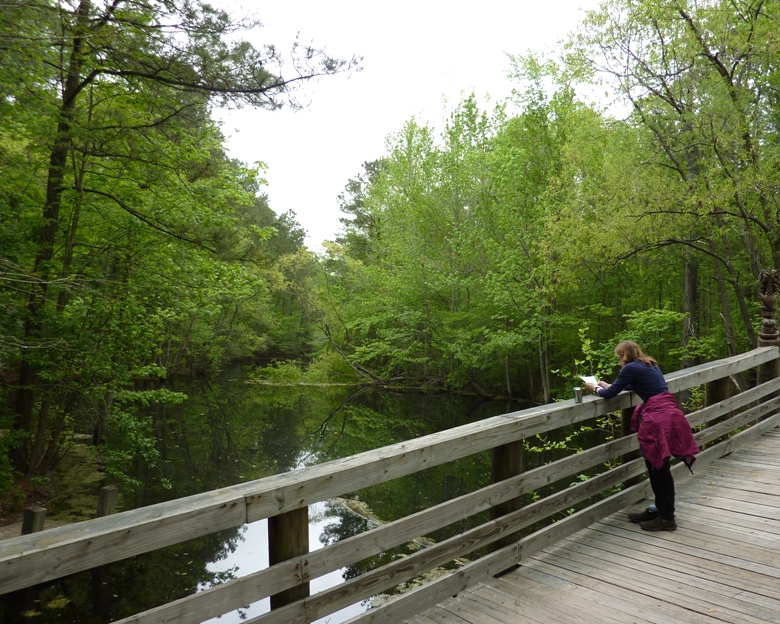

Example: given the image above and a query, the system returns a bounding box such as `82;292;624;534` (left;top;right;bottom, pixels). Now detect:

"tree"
0;0;357;474
571;0;780;353
336;159;387;262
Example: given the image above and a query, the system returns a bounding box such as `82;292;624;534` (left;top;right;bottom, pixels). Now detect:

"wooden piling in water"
620;407;643;487
17;506;47;618
92;485;119;618
490;440;524;552
21;506;46;536
268;508;310;609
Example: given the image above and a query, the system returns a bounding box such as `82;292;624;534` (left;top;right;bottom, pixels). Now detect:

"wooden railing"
1;347;779;624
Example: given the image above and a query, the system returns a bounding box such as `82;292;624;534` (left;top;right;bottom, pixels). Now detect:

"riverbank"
0;435;111;533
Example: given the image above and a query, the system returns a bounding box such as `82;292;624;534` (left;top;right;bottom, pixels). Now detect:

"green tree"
571;0;780;354
0;0;356;475
336;159;387;262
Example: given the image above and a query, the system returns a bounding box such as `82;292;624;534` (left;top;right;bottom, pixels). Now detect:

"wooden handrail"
0;346;777;624
351;406;780;624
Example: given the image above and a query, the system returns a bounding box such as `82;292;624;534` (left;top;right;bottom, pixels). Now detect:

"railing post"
705;377;731;409
620;408;642;487
757;270;780;390
489;440;524;551
16;506;47;618
92;486;118;618
268;508;310;609
96;485;118;517
22;505;47;535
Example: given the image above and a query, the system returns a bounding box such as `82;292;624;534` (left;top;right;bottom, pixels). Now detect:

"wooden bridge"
1;347;779;624
405;428;780;624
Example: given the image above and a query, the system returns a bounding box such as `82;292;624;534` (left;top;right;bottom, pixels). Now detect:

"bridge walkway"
407;428;780;624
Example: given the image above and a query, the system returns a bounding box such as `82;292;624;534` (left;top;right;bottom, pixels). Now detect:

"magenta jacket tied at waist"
630;392;700;470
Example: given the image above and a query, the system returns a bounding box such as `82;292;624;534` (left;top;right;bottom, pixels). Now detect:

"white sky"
214;1;601;250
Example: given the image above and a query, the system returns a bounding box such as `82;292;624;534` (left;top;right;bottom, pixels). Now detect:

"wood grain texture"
0;489;246;594
403;424;780;624
2;348;778;623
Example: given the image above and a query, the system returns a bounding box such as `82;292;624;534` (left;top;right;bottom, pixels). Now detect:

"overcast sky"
214;1;601;250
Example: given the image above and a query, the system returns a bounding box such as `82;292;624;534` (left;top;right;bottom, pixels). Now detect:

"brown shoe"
640;516;677;531
628;508;659;523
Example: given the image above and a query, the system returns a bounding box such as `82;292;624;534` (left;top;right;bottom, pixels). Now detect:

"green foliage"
98;388;189;488
681;384;706;414
553;325;613;387
1;0;775;500
251;361;306;384
605;308;689;370
114;389;188;408
0;414;23;495
305;351;363;384
313;72;711;400
0;0;347;476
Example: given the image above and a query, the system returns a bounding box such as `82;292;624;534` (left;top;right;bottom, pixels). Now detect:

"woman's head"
614;340;658;367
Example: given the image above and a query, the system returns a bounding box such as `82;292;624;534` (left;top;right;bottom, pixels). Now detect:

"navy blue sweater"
596;360;668;402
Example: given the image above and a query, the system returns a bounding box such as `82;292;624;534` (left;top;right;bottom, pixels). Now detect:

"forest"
1;0;778;505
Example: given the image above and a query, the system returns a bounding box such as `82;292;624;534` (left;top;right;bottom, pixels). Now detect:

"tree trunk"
708;241;746;390
504;317;513;397
538;324;551;404
681;258;698;362
12;0;92;473
679;258;698;408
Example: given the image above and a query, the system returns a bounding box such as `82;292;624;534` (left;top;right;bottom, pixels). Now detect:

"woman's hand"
587;381;609;394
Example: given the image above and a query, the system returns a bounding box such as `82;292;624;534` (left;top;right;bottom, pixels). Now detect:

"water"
198;502;367;624
1;367;531;623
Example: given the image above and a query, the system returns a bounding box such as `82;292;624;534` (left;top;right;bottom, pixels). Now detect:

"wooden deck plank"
695;464;780;484
500;545;762;624
682;475;780;502
550;531;780;615
734;459;779;468
674;500;780;536
439;595;527;624
619;500;780;549
564;525;780;597
694;458;780;477
599;514;780;568
403;616;439;624
530;540;774;623
407;606;473;624
488;575;631;624
697;468;780;489
690;473;780;497
719;450;780;465
472;582;585;624
506;560;717;624
676;492;780;519
434;574;630;624
415;426;780;624
594;525;780;588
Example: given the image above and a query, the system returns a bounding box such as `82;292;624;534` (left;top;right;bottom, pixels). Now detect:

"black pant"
646;458;675;519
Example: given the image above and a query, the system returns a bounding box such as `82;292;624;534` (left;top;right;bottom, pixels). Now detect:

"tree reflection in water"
1;368;529;623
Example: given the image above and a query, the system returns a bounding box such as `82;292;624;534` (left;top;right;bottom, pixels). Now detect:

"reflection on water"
0;367;531;623
200;502;368;624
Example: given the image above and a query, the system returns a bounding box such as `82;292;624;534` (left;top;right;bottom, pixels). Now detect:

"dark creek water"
1;369;598;623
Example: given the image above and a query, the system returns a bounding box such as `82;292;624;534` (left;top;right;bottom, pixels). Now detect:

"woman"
584;341;699;532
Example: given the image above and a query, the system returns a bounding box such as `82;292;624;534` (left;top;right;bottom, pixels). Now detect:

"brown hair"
615;340;658;367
